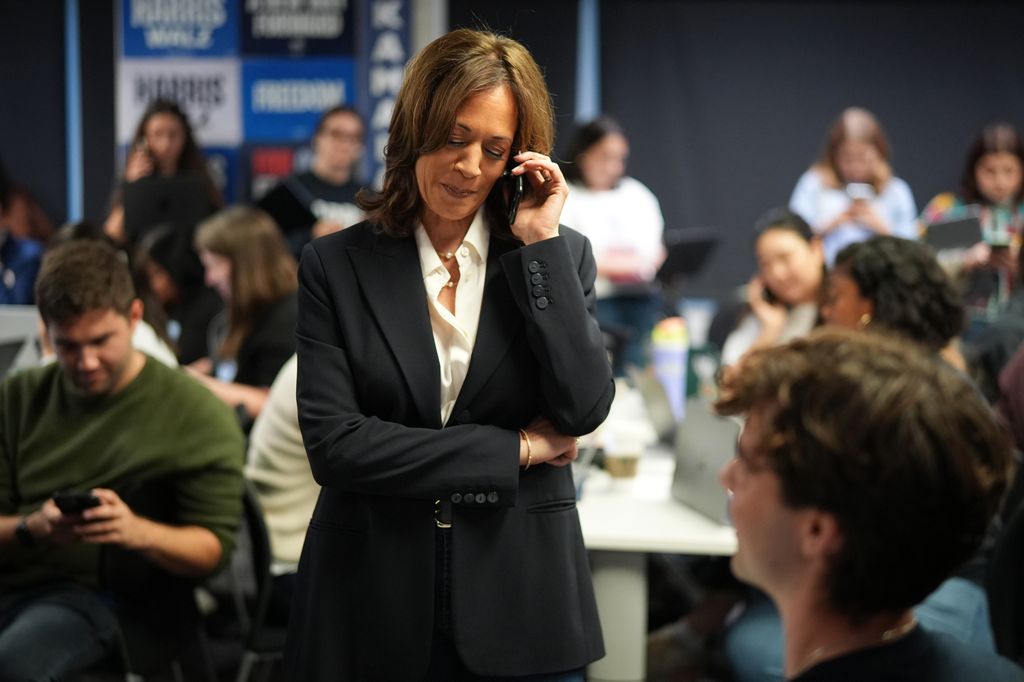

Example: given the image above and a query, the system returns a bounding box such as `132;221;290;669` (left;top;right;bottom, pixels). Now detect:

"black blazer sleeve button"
530;272;544;284
528;260;541;273
464;493;475;504
487;491;499;504
451;493;462;504
535;296;549;310
531;284;547;298
475;493;487;504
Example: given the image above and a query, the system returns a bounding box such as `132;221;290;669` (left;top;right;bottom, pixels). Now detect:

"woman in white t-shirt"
560;116;666;375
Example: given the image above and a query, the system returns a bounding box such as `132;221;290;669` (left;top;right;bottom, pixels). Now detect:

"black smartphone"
53;490;101;514
761;285;780;306
502;169;524;226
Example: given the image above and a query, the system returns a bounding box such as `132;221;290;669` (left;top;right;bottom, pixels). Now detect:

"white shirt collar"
414;209;490;279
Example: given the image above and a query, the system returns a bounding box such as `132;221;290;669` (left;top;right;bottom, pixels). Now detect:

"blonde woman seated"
186;206;297;421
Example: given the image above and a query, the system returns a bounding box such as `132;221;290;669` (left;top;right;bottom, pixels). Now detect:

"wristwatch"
15;516;35;547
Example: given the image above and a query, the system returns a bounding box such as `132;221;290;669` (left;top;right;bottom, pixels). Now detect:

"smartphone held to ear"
761;285;780;306
502;169;524;226
53;490;100;514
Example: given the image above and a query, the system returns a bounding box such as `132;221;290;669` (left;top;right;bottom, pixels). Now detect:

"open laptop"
122;174;214;245
0;305;42;376
670;397;739;524
656;226;720;287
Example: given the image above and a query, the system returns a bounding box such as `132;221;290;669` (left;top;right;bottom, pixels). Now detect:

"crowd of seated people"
6;89;1024;682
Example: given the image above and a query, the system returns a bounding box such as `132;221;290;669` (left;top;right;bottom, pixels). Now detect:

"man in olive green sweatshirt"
0;239;244;680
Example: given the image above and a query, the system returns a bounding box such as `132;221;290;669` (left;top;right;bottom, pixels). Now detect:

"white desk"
577;450;736;682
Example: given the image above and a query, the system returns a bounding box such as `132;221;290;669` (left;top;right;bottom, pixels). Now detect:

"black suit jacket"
284;222;614;680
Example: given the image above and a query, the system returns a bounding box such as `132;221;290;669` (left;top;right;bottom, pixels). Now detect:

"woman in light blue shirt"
789;107;918;265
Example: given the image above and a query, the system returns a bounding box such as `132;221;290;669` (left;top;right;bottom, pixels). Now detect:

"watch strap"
15;516;35;547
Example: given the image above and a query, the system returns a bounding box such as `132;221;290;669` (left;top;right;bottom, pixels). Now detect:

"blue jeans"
597;292;661;376
0;583;119;681
723;577;995;682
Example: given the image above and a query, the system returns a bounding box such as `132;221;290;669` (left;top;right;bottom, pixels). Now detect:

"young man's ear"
799;509;843;561
129;298;144;330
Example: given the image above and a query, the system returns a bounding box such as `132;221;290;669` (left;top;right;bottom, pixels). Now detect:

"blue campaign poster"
242;0;355;57
204;146;240;204
242;58;356;142
122;0;239;57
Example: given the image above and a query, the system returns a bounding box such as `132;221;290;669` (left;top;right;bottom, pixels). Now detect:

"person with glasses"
257;105;367;258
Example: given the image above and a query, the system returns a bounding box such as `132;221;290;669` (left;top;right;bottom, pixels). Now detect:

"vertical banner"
357;0;410;189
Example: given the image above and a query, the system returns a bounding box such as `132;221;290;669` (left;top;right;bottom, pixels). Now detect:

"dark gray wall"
0;1;68;225
0;0;116;228
448;0;580;159
600;1;1024;297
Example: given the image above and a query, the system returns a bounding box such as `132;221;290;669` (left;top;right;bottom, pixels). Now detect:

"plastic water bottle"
651;317;688;421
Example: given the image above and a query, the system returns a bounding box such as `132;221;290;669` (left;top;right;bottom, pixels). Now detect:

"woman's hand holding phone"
124;141;155;182
747;275;787;332
506;151;568;245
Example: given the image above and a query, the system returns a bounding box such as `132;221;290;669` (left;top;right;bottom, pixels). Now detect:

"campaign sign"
243;0;355;56
117;58;242;147
243;143;316;202
204;146;240;204
121;0;239;57
242;58;355;142
356;0;410;188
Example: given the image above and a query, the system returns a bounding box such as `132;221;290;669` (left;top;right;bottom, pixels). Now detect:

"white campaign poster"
117;58;242;147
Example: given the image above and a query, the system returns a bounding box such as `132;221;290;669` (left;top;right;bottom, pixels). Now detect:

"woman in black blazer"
285;29;615;681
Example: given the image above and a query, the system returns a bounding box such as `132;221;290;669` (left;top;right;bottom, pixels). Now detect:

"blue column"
575;0;600;122
65;0;83;222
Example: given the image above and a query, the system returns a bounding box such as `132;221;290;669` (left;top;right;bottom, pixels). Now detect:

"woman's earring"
858;313;872;328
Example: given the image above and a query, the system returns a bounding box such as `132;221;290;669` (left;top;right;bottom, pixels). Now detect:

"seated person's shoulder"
922;630;1024;681
1;362;63;403
148;360;242;426
929;630;1024;675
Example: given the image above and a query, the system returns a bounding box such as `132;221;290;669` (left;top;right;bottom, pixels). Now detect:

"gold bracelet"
519;429;532;470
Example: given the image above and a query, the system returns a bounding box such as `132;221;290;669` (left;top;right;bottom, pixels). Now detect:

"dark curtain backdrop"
600;1;1024;297
448;0;580;163
0;0;116;229
0;1;68;225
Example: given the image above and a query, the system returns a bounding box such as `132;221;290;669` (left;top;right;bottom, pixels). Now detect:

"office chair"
234;480;287;682
88;478;218;682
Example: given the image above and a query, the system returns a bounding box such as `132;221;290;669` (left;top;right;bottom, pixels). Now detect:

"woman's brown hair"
813;107;893;192
358;28;555;238
194;206;297;359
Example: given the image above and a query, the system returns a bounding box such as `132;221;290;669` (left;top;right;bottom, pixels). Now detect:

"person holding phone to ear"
722;208;826;367
285;29;614;681
104;99;223;245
